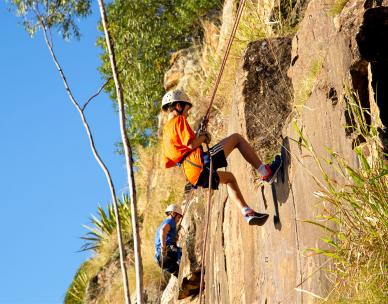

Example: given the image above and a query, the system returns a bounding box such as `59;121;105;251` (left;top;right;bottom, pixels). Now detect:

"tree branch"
97;0;144;302
82;78;111;111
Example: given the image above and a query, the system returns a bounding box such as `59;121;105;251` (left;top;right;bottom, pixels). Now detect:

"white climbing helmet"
165;204;183;216
161;89;192;111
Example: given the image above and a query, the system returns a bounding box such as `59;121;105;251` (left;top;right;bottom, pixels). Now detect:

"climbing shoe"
260;155;282;184
242;207;269;226
244;212;269;226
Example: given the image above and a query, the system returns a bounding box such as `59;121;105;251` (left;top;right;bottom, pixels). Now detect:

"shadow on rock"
178;271;201;300
276;136;291;204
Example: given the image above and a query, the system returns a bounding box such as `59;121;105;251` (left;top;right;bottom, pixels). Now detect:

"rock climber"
154;204;183;276
160;89;282;226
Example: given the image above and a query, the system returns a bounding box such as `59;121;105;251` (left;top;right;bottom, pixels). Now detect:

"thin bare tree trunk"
97;0;144;303
37;15;132;304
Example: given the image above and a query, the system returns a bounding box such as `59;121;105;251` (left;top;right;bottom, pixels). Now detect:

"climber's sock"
241;206;254;216
257;164;272;180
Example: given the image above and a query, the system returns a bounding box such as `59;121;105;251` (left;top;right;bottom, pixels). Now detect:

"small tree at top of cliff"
98;0;221;147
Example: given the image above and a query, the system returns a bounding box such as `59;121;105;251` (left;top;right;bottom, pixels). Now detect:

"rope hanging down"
199;1;247;303
202;0;247;130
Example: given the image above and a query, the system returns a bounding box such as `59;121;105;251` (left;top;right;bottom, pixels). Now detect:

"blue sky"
0;3;127;303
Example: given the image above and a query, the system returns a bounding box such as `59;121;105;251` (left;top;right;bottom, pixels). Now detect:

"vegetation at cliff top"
187;0;302;117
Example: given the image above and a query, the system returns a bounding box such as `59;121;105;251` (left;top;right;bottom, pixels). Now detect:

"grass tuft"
330;0;350;17
294;58;323;108
306;91;388;303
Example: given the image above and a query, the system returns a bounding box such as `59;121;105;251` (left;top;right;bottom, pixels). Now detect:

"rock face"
161;1;388;303
164;47;203;92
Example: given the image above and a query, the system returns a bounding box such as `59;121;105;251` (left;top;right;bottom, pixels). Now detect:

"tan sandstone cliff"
161;1;388;303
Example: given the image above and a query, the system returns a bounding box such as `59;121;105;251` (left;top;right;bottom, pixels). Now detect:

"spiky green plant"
81;195;134;252
65;195;140;303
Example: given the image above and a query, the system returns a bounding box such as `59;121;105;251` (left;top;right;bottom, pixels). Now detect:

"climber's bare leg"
220;133;262;168
218;171;247;210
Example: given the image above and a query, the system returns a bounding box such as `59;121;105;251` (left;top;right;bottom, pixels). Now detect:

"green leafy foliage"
9;0;91;39
98;0;221;147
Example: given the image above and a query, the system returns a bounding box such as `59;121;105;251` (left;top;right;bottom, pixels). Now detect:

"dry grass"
293;58;323;108
130;143;186;295
89;231;120;270
330;0;350;16
298;92;388;303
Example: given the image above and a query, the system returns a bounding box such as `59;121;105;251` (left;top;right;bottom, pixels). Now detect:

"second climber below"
154;204;183;276
160;89;282;226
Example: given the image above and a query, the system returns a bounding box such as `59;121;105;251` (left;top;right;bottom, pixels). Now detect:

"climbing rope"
203;0;247;124
198;143;213;304
157;253;165;303
198;1;247;303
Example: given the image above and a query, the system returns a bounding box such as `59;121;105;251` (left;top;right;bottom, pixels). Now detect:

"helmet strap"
174;102;186;115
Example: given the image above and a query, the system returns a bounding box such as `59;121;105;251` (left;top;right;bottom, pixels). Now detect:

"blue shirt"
154;217;177;256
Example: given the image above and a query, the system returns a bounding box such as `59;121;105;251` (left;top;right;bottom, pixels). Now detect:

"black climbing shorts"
156;245;181;277
196;143;228;190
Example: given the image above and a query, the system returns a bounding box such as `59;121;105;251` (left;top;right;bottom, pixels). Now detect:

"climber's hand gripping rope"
196;116;211;144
